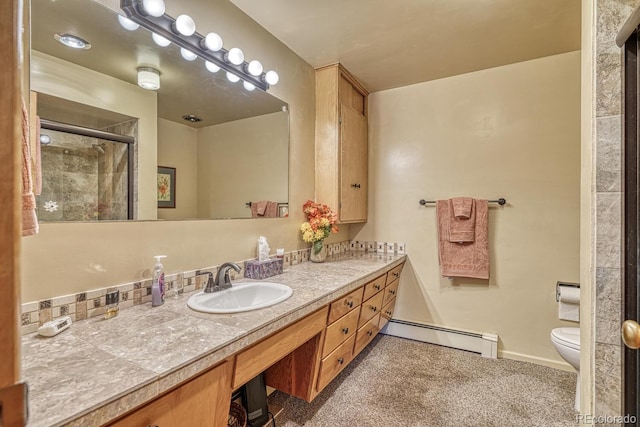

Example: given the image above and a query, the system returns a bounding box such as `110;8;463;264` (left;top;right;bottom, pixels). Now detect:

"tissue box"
244;258;283;280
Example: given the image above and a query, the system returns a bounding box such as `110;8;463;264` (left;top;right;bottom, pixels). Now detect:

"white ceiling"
230;0;581;92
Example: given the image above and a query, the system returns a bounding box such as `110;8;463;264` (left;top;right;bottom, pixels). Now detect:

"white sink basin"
187;282;293;314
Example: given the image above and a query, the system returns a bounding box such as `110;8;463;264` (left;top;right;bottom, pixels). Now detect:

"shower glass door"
36;124;134;221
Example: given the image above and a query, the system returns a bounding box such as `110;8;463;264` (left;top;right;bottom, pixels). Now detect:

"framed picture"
157;166;176;208
278;203;289;217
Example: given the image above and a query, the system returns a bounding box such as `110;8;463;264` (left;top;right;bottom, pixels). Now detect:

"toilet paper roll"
558;286;580;304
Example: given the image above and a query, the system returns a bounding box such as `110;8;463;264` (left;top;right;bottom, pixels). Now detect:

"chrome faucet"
204;262;241;293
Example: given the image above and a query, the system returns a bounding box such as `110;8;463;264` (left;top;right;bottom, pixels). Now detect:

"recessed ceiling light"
53;33;91;49
182;114;202;123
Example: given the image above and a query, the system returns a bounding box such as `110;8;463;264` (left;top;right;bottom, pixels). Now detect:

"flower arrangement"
300;200;339;254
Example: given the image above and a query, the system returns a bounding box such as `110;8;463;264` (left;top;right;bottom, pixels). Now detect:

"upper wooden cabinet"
315;64;369;223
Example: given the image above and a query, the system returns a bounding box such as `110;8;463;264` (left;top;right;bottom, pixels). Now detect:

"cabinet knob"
367;330;374;337
386;310;392;316
338;357;344;365
390;290;396;295
342;327;349;334
370;306;377;312
351;183;361;189
345;300;354;308
374;284;381;290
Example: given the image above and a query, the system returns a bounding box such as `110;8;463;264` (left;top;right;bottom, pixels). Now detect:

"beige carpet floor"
268;334;577;427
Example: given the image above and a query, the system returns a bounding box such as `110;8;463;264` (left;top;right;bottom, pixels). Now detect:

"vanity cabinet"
107;360;232;427
315;63;369;223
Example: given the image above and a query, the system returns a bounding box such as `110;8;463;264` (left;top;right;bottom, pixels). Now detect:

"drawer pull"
351;183;361;189
393;272;399;277
370;306;377;312
367;330;374;337
390;290;396;295
338;357;345;365
374;284;381;291
342;327;349;334
345;300;354;308
385;310;392;316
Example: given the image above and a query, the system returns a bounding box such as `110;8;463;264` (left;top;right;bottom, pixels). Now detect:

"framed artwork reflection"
157;166;176;208
278;203;289;217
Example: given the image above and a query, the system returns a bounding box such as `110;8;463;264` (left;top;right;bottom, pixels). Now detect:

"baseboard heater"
381;319;498;359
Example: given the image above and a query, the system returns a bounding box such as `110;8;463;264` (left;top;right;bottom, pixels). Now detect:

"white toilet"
551;327;580;411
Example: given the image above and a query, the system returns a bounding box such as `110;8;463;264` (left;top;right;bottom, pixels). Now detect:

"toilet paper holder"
556;281;580;302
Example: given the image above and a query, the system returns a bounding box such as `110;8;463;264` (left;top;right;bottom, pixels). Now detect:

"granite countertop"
22;252;406;427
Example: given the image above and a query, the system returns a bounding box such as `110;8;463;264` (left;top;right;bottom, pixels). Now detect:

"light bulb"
243;81;256;91
118;15;139;31
265;70;279;85
246;60;263;77
226;48;244;65
142;0;165;17
174;14;195;36
205;61;220;73
180;48;197;61
226;72;240;83
203;32;223;51
152;33;170;47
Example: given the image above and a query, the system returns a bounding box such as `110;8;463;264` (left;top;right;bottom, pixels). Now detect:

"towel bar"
419;198;506;206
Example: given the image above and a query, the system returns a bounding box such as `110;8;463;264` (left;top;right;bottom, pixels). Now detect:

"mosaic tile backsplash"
20;240;405;335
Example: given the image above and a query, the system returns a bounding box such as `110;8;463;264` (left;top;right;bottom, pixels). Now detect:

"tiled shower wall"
593;0;639;416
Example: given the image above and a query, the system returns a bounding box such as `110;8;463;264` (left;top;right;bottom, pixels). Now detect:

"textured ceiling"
230;0;581;92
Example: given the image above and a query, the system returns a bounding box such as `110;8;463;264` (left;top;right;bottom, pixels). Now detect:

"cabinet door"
339;105;368;222
109;361;232;427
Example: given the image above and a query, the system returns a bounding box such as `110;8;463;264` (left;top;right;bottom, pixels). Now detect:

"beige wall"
30;51;158;220
20;0;353;302
197;112;289;219
157;119;198;220
353;51;581;367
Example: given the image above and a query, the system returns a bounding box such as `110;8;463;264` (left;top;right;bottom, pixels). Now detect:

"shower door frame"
40;119;136;220
622;26;640;423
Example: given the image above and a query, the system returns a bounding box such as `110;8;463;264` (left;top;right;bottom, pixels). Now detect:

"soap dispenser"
151;255;167;307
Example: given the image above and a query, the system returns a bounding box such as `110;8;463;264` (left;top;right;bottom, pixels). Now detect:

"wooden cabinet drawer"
322;308;359;358
383;278;399;306
354;313;380;357
358;290;384;329
385;263;404;285
109;361;232;427
379;297;397;331
317;335;356;391
328;287;364;324
362;274;386;301
234;307;328;388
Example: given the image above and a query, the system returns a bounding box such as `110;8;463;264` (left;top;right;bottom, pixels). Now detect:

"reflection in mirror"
31;0;289;221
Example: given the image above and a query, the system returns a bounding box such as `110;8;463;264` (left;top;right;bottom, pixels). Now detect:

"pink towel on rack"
251;200;278;218
436;199;489;279
449;197;476;243
21;100;39;237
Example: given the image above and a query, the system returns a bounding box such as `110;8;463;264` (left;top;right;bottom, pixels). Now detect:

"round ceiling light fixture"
54;33;91;49
137;67;160;90
182;114;203;123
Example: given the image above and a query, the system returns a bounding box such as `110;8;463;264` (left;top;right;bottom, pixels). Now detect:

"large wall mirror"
30;0;289;221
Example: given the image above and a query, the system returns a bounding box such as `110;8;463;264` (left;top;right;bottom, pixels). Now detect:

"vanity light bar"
120;0;270;91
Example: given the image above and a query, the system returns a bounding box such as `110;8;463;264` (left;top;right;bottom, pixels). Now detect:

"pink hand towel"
449;197;476;243
264;201;278;218
436;199;489;279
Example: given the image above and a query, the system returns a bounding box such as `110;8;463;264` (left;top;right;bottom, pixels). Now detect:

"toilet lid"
551;327;580;350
